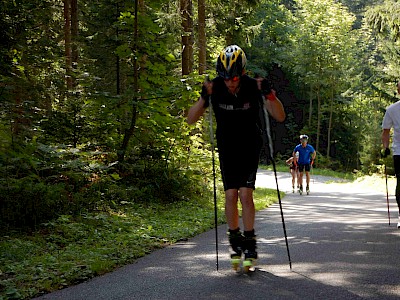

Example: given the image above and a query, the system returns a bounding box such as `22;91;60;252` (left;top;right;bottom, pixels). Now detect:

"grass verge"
0;187;280;300
260;162;356;180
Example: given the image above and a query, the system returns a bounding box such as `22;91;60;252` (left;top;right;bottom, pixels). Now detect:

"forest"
1;0;400;229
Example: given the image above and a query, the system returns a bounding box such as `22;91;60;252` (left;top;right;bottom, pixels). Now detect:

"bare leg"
239;187;255;231
299;172;303;187
297;170;300;187
225;189;239;230
291;169;295;187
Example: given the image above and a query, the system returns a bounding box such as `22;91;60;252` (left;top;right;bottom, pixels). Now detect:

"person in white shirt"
381;80;400;228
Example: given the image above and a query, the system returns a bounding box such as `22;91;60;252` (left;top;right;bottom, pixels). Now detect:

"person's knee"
239;189;253;204
225;189;238;201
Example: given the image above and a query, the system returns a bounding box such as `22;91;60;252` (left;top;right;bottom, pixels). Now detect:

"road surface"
34;170;400;300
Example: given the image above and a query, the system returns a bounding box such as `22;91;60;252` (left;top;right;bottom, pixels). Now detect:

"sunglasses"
224;76;240;82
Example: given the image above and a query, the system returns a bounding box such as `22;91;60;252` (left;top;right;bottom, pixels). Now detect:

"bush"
118;164;209;204
0;179;72;228
0;137;212;230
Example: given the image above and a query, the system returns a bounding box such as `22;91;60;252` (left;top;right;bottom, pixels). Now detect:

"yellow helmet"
216;45;247;79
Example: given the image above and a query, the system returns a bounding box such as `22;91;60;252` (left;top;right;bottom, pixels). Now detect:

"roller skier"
381;80;400;228
286;152;300;193
293;135;316;195
187;45;285;271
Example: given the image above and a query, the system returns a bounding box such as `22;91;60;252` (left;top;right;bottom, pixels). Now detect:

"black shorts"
218;140;262;191
394;155;400;176
298;164;311;172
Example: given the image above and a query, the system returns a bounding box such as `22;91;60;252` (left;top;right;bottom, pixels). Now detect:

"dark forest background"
1;0;399;228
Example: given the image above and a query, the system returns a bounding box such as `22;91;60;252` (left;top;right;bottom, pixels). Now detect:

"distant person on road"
187;45;285;271
286;155;300;193
292;134;316;195
381;80;400;229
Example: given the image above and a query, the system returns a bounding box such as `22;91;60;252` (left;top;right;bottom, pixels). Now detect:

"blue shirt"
294;144;315;165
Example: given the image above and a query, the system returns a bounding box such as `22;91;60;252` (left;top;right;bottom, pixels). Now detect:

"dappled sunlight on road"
126;171;400;299
253;170;400;299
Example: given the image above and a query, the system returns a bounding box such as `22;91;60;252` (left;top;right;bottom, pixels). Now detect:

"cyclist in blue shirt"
292;134;316;194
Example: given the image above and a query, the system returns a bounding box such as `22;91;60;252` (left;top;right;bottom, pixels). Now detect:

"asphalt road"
34;170;400;300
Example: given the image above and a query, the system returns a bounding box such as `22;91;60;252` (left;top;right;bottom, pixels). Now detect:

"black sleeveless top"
210;75;263;154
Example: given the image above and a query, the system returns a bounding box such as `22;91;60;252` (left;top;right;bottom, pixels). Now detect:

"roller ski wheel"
231;255;242;272
242;233;257;273
243;258;256;273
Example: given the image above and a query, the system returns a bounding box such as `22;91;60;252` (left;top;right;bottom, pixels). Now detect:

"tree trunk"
118;0;140;163
308;85;313;127
139;0;145;11
316;87;321;153
198;0;206;74
181;0;193;75
64;0;72;90
115;2;120;95
71;0;78;87
327;86;334;159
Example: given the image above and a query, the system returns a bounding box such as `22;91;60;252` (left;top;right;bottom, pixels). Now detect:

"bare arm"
187;81;213;125
256;78;285;122
382;129;390;149
265;92;285;122
187;97;207;125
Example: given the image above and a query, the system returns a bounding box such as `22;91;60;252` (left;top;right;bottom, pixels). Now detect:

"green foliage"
3;0;400;298
0;185;278;299
0;133;213;228
0;142;97;228
1;2;400;298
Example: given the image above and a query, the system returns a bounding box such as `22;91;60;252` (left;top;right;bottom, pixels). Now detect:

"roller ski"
228;229;243;272
306;185;310;195
299;185;303;195
243;235;257;273
228;229;257;273
242;233;257;273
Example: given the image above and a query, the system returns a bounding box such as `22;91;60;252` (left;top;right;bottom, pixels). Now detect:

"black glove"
382;148;391;158
261;79;272;95
201;85;210;108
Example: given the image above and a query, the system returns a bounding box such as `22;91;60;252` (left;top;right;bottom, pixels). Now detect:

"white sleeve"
382;110;393;129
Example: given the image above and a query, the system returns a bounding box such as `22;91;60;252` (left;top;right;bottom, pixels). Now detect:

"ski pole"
384;164;391;226
262;97;292;270
208;96;219;270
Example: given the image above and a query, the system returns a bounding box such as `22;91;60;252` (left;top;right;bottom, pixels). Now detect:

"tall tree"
198;0;206;74
64;0;73;89
64;0;79;89
118;0;140;162
181;0;194;75
365;0;400;79
290;0;357;156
